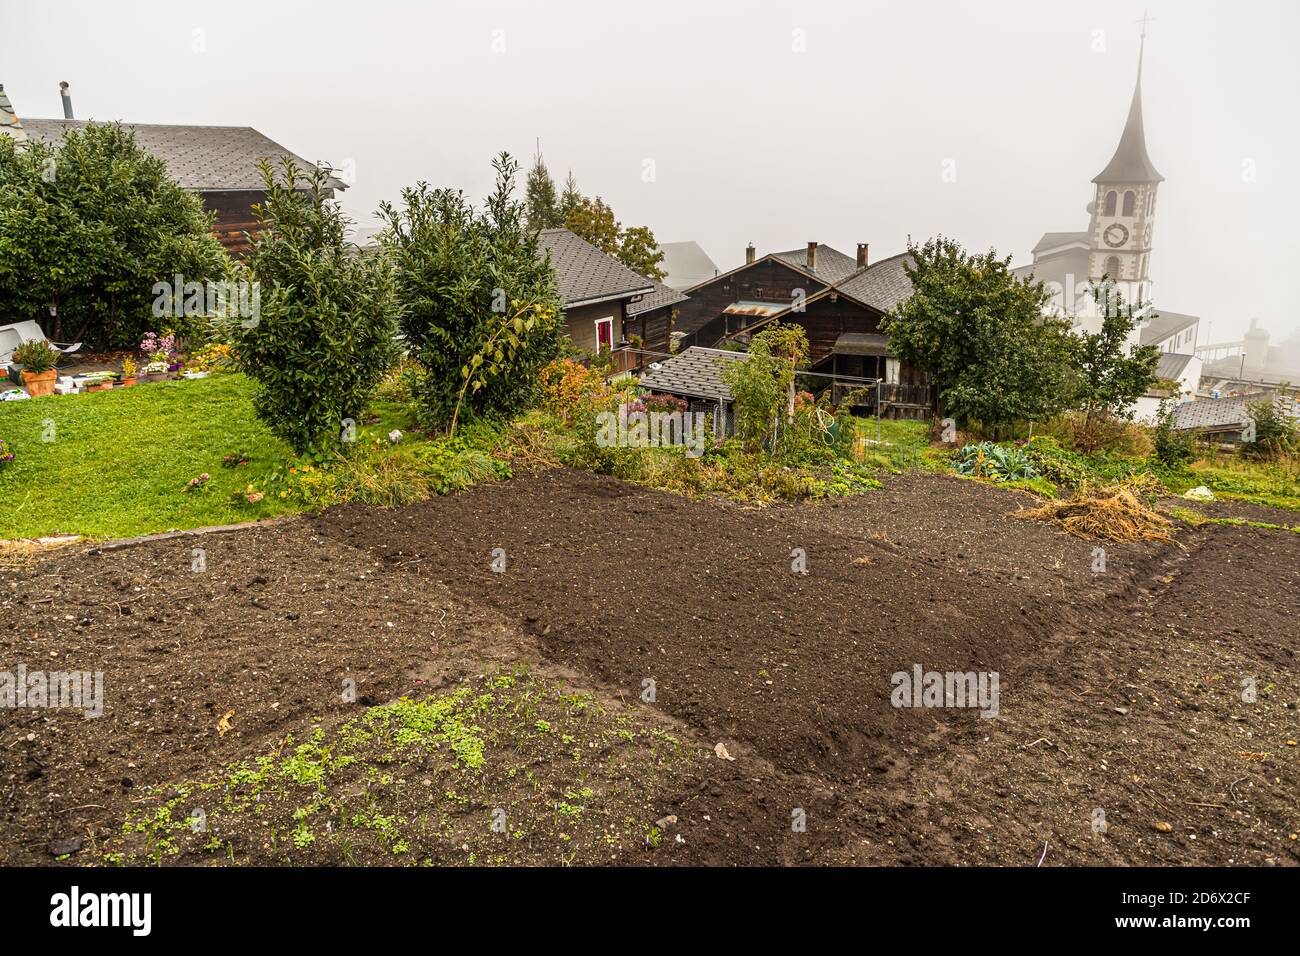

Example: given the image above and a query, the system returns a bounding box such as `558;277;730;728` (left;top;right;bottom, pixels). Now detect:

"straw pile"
1014;486;1176;542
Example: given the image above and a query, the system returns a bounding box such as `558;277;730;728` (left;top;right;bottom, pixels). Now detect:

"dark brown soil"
2;469;1296;866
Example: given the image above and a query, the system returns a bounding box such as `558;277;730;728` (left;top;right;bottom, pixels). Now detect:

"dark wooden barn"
666;242;932;419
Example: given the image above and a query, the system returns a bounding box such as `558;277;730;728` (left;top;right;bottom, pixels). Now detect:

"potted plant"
12;341;58;397
120;356;137;386
139;360;169;383
83;371;117;392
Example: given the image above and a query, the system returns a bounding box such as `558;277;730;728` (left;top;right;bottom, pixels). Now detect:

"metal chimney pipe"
806;241;817;271
59;81;73;119
856;243;869;268
745;243;755;265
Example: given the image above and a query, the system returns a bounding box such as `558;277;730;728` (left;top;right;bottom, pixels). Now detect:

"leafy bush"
0;122;227;348
1243;398;1300;460
952;442;1038;481
538;357;609;422
235;160;398;455
12;340;57;373
381;153;564;431
1150;402;1198;468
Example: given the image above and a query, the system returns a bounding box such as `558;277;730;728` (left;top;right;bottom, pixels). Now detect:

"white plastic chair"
0;320;82;366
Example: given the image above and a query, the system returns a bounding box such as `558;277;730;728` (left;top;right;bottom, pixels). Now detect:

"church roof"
1031;231;1089;256
1093;40;1164;184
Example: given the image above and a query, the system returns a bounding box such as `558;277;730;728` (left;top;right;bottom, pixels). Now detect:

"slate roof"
835;252;915;313
1155;352;1194;380
537;228;655;307
637;347;745;403
1172;395;1299;432
1093;58;1163;183
20;118;348;191
1139;310;1199;346
658;241;720;291
1031;231;1089;255
626;280;689;316
771;244;861;285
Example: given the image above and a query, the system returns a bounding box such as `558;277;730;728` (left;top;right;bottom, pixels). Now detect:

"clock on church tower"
1087;31;1162;289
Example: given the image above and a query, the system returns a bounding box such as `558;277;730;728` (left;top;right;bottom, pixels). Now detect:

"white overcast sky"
3;0;1297;342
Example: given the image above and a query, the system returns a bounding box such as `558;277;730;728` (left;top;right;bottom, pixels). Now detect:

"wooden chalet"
9;86;346;256
665;241;933;419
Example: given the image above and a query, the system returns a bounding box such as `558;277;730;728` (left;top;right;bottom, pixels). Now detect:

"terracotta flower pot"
21;368;57;397
121;377;137;387
88;382;114;392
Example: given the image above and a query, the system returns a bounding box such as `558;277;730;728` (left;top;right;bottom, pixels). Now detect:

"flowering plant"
140;332;180;363
185;472;211;492
0;438;14;469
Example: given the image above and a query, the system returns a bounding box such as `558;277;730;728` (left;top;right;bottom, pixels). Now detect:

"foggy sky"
3;0;1297;343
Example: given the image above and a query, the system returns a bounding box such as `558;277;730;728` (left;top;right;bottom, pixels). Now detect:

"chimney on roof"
59;81;73;119
856;243;869;269
806;241;817;271
745;243;755;265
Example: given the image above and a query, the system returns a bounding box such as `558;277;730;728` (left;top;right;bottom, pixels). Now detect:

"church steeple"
1093;24;1163;183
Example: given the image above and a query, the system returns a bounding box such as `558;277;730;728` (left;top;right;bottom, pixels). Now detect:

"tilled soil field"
2;469;1297;866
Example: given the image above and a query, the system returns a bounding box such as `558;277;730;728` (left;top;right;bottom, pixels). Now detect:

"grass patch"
0;375;297;539
0;374;512;540
98;670;695;867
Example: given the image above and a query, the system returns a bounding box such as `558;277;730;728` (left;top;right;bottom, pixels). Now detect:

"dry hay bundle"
1014;486;1176;542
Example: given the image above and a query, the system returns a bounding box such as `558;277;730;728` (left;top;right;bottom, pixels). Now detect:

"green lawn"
0;374;297;539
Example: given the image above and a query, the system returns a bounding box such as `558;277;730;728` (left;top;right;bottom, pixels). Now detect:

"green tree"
564;195;621;256
234;159;398;455
880;236;1076;435
556;178;666;280
619;225;666;281
558;171;583;222
721;322;809;454
524;150;562;230
1068;283;1160;451
0;122;227;348
381;152;563;430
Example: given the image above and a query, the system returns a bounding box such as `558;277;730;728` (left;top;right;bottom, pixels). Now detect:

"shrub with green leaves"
380;153;563;432
1243;397;1299;460
0;122;227;349
235;160;398;455
12;340;57;373
1150;401;1198;468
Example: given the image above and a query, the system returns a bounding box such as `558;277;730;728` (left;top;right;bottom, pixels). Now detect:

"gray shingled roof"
627;280;689;316
1172;395;1299;432
21;118;347;191
1031;231;1089;254
771;244;861;285
537;228;655;307
638;347;745;402
1139;310;1199;346
1155;352;1194;380
1093;67;1163;183
835;252;915;313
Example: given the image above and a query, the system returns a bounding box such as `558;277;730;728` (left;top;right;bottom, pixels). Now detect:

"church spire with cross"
1093;15;1163;184
1084;17;1164;287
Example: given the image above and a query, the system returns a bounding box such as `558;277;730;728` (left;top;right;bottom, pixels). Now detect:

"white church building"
1013;32;1201;422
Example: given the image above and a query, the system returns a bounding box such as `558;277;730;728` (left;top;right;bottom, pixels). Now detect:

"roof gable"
537;228;655;307
20;118;347;191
